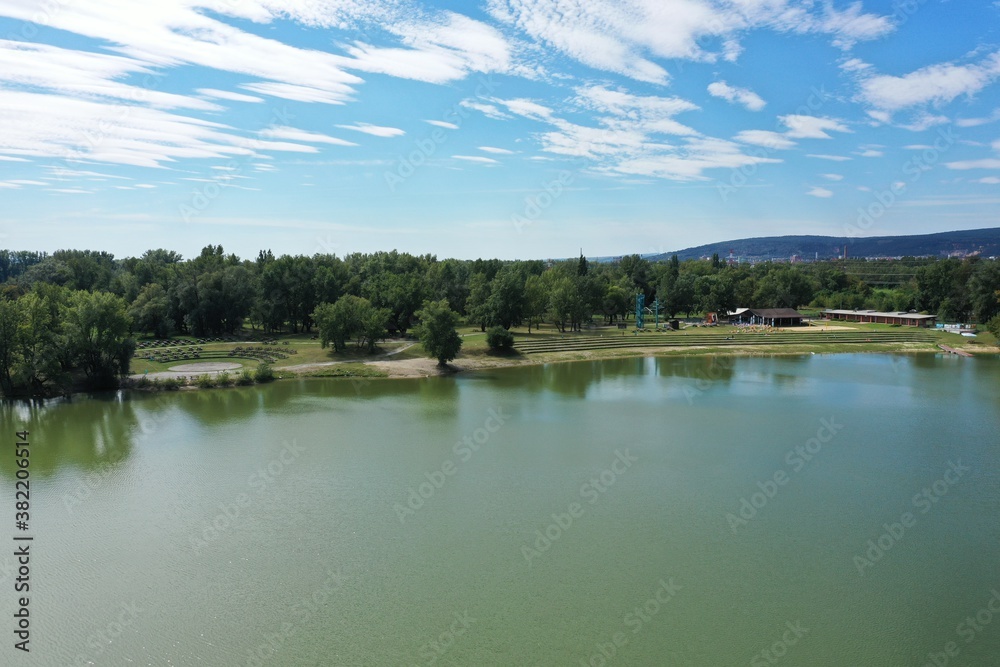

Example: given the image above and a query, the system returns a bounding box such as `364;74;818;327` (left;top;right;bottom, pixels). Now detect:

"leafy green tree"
987;314;1000;339
62;290;134;387
0;298;18;395
313;295;387;353
129;283;171;337
485;265;525;329
486;325;515;351
968;261;1000;323
464;272;491;331
358;303;390;353
601;284;631;324
752;266;814;309
414;299;462;366
523;273;549;333
14;291;65;392
314;296;360;352
695;273;736;316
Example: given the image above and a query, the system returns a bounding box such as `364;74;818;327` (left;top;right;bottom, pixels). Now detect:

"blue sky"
2;0;1000;260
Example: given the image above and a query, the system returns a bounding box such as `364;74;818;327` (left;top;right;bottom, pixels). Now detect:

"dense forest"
1;246;998;396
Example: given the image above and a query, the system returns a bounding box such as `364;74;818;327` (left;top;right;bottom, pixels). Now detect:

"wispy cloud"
260;126;358;146
781;115;851;139
708;81;766;111
806;154;852;161
425;119;459;129
335;123;406;137
452;155;499;164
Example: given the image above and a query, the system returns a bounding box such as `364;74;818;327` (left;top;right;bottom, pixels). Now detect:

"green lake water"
2;353;999;666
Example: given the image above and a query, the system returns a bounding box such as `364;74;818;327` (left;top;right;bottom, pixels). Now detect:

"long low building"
730;308;805;326
823;309;937;327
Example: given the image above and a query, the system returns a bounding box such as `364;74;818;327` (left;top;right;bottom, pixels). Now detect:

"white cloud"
260;126;358;146
478;146;515;154
945;159;1000;170
806;154;852;162
487;0;892;84
734;130;795;150
857;149;883;157
0;39;219;111
806;186;833;198
492;98;555;120
197;88;265;103
343;11;512;83
956;110;1000;127
335;123;406;137
241;82;353;105
781;115;851;139
460;99;512;120
975;177;1000;184
857;51;1000;112
452;155;499;164
708;81;766;111
821;173;844;181
0;90;324;168
425;120;459;129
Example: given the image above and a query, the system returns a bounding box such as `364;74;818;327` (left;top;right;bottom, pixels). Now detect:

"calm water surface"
2;353;999;666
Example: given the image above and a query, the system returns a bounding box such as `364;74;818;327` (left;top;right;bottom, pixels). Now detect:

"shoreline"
185;339;999;384
7;335;993;400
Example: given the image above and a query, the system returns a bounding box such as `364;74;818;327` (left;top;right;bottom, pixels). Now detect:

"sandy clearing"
168;362;243;372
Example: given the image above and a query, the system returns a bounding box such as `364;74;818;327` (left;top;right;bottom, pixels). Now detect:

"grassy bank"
121;320;996;392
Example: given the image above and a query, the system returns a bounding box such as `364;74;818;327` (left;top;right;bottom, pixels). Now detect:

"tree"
414;299;462;366
968;261;1000;323
14;291;65;393
485;265;525;329
601;284;630;324
987;314;1000;340
313;295;387;353
62;290;134;387
0;297;18;395
523;274;549;333
486;325;515;351
129;283;171;337
464;272;491;331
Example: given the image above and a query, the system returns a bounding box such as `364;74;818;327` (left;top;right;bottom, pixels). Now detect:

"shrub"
135;375;151;388
217;371;233;387
486;325;515;351
987;314;1000;340
161;377;181;391
195;374;216;389
254;363;275;383
236;369;254;385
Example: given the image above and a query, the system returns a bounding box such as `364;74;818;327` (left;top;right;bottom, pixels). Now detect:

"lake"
2;353;999;666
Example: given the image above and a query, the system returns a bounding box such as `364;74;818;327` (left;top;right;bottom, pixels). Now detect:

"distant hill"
639;227;1000;262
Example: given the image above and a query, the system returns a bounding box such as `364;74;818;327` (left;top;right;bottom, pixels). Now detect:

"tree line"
0;246;997;396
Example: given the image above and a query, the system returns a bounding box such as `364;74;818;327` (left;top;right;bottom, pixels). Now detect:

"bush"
195;374;216;389
254;363;275;383
216;371;233;387
486;325;515;351
236;368;254;385
161;377;181;391
987;314;1000;340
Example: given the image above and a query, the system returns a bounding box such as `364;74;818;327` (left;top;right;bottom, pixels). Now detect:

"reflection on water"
0;393;138;478
2;352;999;666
